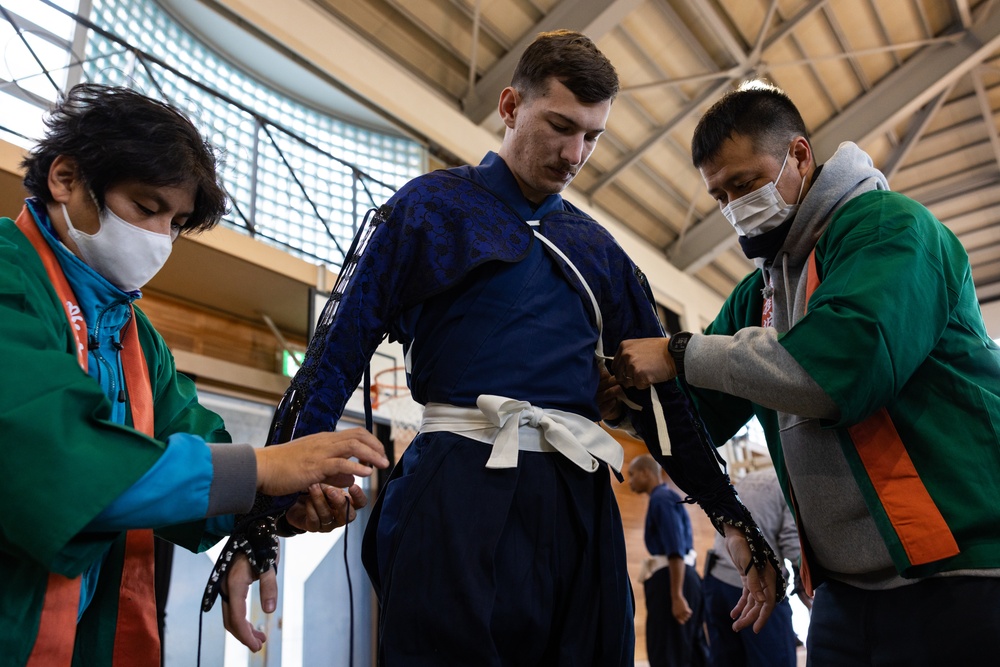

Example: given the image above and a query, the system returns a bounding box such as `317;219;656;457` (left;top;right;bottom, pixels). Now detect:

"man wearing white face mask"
0;83;389;665
60;189;176;293
613;80;1000;666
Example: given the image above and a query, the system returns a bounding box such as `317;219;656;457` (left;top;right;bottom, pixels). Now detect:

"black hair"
511;29;619;104
22;83;227;233
691;80;809;168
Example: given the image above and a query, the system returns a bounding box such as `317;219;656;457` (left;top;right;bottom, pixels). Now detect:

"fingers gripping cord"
703;500;787;604
201;517;279;613
678;475;787;604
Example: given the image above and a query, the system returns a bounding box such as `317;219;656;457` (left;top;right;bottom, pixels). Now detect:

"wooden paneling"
0;169;28;219
139;288;306;378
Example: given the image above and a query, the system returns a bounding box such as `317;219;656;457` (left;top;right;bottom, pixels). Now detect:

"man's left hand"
722;524;778;633
221;553;275;652
597;365;626;420
671;594;693;624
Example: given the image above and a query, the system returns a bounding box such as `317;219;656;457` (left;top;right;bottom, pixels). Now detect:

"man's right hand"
612;338;676;390
671;593;693;624
254;428;389;496
286;482;369;532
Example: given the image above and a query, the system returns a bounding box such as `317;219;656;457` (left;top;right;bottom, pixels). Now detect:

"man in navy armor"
223;30;783;666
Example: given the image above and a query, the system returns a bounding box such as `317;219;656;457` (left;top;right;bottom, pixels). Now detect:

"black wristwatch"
667;332;693;378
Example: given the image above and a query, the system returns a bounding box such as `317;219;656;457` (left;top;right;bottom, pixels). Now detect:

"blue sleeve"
649;496;686;558
84;433;212;531
272;205;411;442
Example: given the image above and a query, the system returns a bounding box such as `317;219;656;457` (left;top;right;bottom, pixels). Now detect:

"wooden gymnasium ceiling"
307;0;1000;306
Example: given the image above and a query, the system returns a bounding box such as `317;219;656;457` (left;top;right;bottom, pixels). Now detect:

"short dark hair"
691;80;809;168
22;83;227;233
511;29;619;104
629;454;660;475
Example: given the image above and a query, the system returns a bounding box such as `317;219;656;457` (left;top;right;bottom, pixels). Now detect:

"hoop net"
381;393;424;449
372;366;423;449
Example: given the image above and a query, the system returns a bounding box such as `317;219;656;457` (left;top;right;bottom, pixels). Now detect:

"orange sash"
17;206;161;667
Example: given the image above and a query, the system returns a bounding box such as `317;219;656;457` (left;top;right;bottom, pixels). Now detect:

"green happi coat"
0;213;230;665
688;180;1000;581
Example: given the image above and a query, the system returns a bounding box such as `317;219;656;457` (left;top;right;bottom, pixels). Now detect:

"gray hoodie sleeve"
206;442;258;516
685;327;839;420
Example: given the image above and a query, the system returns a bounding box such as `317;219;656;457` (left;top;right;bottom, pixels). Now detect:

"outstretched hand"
223;428;386;651
221;483;369;651
254;427;388;496
722;524;778;633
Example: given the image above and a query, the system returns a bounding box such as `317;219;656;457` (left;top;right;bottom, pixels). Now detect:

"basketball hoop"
382;394;423;449
371;366;423;449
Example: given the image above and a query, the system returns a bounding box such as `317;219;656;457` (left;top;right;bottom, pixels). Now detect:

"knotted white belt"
420;395;624;473
639;551;698;582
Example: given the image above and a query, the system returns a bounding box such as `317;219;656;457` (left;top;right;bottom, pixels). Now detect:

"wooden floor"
611;431;719;664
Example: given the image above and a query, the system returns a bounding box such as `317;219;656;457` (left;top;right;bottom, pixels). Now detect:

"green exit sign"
282;350;303;377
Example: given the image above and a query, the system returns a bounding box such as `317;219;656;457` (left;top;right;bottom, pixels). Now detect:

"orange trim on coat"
15;206;87;368
845;411;959;564
25;574;81;667
805;250;959;566
785;484;814;597
112;316;160;666
18;206;85;667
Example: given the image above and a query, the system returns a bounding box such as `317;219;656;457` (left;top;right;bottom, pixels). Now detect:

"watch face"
670;334;691;356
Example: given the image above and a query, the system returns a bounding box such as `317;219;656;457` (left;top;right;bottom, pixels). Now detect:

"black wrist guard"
275;514;306;537
688;477;787;604
200;490;298;612
638;378;787;604
201;516;280;612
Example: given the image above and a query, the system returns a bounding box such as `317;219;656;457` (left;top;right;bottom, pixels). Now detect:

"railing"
0;0;422;268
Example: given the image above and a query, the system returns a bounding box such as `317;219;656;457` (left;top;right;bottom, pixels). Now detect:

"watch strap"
668;331;693;377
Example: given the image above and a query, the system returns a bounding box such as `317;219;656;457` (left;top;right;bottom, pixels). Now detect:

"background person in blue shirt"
629;454;709;667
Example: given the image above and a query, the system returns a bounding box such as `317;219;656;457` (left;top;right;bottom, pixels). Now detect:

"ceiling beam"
811;7;1000;159
976;280;1000;302
587;0;827;201
677;0;749;68
883;87;952;181
586;79;733;197
908;164;1000;204
668;4;1000;273
953;0;973;28
972;65;1000;172
941;202;1000;235
460;0;644;123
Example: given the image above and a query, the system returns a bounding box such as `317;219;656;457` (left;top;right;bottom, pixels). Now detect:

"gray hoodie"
686;142;912;589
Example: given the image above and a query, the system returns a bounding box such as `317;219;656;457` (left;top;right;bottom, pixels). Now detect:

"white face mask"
61;199;174;292
721;150;807;237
